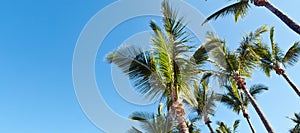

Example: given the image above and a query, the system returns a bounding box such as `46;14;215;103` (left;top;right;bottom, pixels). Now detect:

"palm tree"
200;26;275;132
127;103;174;133
107;1;199;132
288;113;300;133
202;0;300;35
220;81;268;133
216;120;240;133
185;80;218;133
251;26;300;97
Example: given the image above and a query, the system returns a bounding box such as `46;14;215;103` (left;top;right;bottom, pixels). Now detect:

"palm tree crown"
288;113;300;133
127;103;174;133
185;79;219;133
216;120;240;133
221;81;268;133
251;26;300;97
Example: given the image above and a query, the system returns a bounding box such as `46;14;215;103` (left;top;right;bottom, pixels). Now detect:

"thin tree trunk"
245;117;256;133
204;115;214;133
235;76;275;133
242;107;256;133
264;2;300;35
282;73;300;97
241;87;275;133
206;122;214;133
171;101;189;133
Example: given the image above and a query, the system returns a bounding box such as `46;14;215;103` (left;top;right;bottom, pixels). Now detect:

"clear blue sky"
0;0;299;133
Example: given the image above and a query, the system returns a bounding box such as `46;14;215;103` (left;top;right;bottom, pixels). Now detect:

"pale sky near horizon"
0;0;299;133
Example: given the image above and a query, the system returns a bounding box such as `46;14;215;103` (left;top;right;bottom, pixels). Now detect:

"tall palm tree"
216;120;240;133
185;80;218;133
127;103;174;133
107;1;199;132
201;26;275;133
202;0;300;35
220;81;268;133
251;26;300;97
288;113;300;133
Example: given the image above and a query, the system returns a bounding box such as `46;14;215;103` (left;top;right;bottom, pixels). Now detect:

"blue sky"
0;0;299;133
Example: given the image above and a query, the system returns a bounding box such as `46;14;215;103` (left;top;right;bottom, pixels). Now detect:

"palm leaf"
253;25;268;38
107;46;166;99
289;113;300;124
193;32;224;65
151;21;173;83
233;120;240;132
251;41;273;77
127;126;143;133
282;42;300;67
288;113;300;133
249;84;268;99
259;62;273;77
237;25;267;77
129;106;175;133
129;111;155;121
225;51;240;76
216;121;231;133
202;1;250;25
270;27;284;64
216;120;240;133
162;0;189;42
221;84;243;114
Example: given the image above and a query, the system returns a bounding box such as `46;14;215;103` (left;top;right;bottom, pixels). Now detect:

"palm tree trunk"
264;1;300;35
206;122;214;133
241;87;275;133
281;73;300;97
172;101;189;133
235;76;275;133
204;115;214;133
242;107;256;133
245;117;256;133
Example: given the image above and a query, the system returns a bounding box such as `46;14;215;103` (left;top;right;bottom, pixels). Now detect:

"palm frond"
162;0;189;42
216;120;240;133
251;41;274;77
129;108;175;133
225;51;240;75
253;25;268;38
129;111;155;121
202;1;250;25
288;113;300;133
107;46;165;98
205;91;218;115
151;21;173;82
127;126;143;133
216;121;232;133
237;25;267;77
191;80;218;119
288;113;300;124
233;120;240;132
260;62;273;77
249;84;268;99
193;32;224;65
270;27;284;63
255;44;273;64
270;26;275;48
282;42;300;67
221;84;243;114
